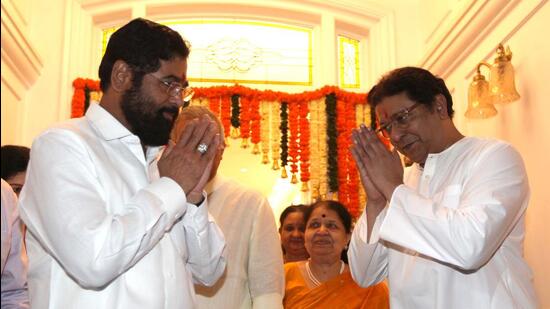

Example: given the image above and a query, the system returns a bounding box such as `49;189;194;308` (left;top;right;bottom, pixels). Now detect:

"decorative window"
338;36;361;88
102;20;313;86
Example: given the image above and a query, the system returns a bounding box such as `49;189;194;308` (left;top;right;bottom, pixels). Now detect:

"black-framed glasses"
149;74;194;102
376;103;423;139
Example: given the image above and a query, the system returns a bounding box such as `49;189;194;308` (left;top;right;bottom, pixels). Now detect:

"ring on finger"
197;143;208;155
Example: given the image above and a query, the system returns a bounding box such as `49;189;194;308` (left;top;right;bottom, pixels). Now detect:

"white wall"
418;0;550;307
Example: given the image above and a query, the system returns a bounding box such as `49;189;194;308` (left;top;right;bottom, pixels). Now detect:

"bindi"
321;214;326;218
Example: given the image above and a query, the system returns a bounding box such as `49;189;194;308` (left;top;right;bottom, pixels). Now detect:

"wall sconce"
465;43;520;119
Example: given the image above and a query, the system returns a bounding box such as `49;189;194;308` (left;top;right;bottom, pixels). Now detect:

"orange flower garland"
71;78;100;118
70;78;371;217
260;101;271;163
250;95;261;152
355;103;369;212
287;101;300;182
209;97;221;120
72;80;368;119
346;102;360;217
299;100;310;189
271;102;281;170
220;96;231;138
336;99;349;205
240;96;251;142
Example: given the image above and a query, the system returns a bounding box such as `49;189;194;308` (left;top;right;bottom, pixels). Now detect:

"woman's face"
304;206;350;260
280;212;307;256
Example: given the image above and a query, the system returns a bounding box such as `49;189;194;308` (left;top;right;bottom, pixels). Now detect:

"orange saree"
283;262;389;309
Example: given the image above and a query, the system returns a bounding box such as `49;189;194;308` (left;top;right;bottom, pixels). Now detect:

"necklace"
305;260;345;287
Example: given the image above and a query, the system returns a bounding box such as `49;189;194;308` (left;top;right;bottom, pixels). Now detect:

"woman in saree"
283;200;389;309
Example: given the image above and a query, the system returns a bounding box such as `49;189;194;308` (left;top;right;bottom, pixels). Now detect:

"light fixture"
465;63;497;119
465;43;520;119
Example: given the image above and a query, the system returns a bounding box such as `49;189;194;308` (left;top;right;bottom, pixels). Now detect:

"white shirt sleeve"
19;129;189;289
379;144;529;270
1;180;29;308
249;197;284;309
348;207;389;287
181;195;227;286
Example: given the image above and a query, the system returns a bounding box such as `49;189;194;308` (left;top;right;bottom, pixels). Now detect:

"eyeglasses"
149;74;194;102
376;103;422;139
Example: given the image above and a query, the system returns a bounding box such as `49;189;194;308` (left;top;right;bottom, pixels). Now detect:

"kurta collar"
85;102;134;141
419;136;470;175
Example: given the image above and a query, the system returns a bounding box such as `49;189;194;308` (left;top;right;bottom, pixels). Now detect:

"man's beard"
121;85;179;146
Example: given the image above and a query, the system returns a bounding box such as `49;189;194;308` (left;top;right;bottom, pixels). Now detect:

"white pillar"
320;13;337;86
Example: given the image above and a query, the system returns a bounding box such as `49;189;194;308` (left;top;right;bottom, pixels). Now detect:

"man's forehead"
157;57;187;79
375;94;415;120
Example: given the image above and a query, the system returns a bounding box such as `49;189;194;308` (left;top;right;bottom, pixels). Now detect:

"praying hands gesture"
351;125;403;240
158;115;220;205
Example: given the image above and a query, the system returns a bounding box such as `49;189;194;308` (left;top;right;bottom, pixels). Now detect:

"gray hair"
171;106;224;142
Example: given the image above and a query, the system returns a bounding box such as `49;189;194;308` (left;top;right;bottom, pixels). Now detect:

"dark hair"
1;145;30;180
368;66;454;117
279;204;308;228
303;200;352;263
98;18;190;92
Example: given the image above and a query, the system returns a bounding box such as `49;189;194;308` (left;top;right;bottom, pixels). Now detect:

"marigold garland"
71;78;100;118
260;101;271;163
271;101;281;170
288;101;300;182
336;99;349;206
208;97;221;120
345;101;360;217
309;99;320;200
249;96;261;152
325;93;338;193
71;78;372;217
72;80;368;118
220;96;231;138
355;103;368;210
230;94;241;138
299;100;310;188
317;99;329;200
240;96;251;140
280;102;289;177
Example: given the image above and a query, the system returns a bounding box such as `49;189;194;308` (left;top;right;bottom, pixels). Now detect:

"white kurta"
195;176;284;309
1;179;29;308
19;103;226;309
348;137;537;309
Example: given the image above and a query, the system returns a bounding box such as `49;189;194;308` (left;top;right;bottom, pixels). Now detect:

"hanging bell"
261;153;269;164
272;159;280;170
311;187;320;201
241;138;249;149
232;127;242;139
301;181;309;192
281;166;288;178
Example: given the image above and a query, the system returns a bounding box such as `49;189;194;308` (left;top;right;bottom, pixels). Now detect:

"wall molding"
0;1;43;94
463;0;548;80
77;0;396;91
419;0;522;78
